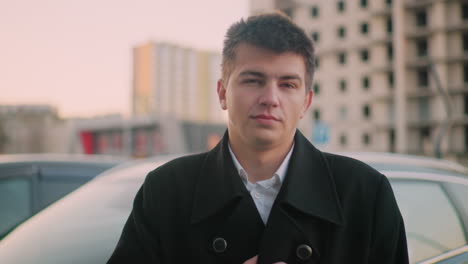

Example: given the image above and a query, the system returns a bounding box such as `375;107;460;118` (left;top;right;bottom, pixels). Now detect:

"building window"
420;126;430;138
310;6;319;18
313;83;320;95
464;64;468;83
387;17;393;34
360;22;369;35
388;72;394;88
465;125;468;149
312;31;320;43
463;34;468;52
339;79;347;92
315;57;320;69
462;3;468;20
416;10;427;27
363;104;371;119
387;44;393;60
313;109;321;120
420;126;431;151
339;106;348;120
338;52;347;65
389;129;395;152
362;76;370;90
339;134;347;146
419;98;430;121
337;26;346;38
464;94;468;115
362;133;371;146
418;68;429;87
360;49;370;62
337;1;345;12
417;39;428;57
360;0;368;8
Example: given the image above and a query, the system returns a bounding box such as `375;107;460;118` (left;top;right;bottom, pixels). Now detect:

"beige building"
0;105;70;154
251;0;468;162
132;42;225;124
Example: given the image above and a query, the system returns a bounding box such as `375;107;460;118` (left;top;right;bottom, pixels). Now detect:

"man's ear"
217;79;227;110
300;89;313;119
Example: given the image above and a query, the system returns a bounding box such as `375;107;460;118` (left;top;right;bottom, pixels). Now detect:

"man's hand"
242;255;286;264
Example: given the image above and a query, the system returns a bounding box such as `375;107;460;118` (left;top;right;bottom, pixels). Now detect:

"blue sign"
312;121;329;145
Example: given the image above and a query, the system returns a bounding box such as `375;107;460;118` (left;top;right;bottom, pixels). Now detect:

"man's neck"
228;136;294;183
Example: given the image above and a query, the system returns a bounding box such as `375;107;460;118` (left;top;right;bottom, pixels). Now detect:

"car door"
390;179;468;263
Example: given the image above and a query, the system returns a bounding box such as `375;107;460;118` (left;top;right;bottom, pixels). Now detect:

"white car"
0;154;125;240
0;153;466;264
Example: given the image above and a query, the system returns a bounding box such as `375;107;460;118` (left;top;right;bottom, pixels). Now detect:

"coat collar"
190;130;248;224
277;131;344;226
190;130;344;227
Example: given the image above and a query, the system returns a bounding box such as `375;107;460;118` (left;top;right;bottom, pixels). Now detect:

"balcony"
445;21;468;32
404;0;436;9
370;3;392;17
406;26;435;38
406;56;431;68
406;89;437;99
369;63;393;73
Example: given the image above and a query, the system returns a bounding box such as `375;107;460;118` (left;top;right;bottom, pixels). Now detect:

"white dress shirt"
228;144;294;224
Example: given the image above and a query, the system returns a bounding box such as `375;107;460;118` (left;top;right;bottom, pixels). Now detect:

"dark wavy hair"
222;11;315;91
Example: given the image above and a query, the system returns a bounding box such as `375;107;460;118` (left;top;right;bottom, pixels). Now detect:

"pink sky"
0;0;249;118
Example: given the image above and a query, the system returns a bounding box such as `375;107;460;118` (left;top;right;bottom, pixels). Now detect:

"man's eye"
282;83;296;89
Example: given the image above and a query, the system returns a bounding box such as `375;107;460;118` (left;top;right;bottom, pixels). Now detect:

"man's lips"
251;114;280;121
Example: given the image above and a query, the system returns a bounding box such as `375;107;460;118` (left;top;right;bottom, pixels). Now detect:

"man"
108;12;409;264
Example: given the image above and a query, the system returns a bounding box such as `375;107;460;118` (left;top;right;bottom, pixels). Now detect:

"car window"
0;177;32;238
434;251;468;264
391;181;467;263
444;182;468;237
37;165;100;210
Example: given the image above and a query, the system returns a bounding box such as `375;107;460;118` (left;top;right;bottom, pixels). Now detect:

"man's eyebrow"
279;74;302;81
239;71;302;80
238;71;265;78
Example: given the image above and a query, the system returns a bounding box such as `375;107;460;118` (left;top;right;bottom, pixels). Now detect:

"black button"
212;237;227;253
296;244;313;261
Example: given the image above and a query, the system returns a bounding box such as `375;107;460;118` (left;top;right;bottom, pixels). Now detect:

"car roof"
341;152;467;172
0;153;127;166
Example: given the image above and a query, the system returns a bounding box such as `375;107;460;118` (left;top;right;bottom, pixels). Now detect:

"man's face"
217;43;313;150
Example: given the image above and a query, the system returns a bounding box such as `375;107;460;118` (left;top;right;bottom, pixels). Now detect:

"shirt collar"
228;143;294;184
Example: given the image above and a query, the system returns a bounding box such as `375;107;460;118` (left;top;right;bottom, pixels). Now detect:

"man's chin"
250;132;279;148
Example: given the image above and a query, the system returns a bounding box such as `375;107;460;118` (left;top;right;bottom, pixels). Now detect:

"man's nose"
258;82;279;107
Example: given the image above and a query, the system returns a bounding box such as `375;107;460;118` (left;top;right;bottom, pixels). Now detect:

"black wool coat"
108;131;409;264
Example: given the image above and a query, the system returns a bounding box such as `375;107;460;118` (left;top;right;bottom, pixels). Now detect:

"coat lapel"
258;131;345;263
189;131;264;263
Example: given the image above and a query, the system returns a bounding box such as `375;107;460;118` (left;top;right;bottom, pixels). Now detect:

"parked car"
0;153;466;264
0;154;126;239
418;245;468;264
342;152;468;175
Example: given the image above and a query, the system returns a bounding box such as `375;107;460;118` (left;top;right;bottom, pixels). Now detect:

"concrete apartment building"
132;41;225;124
251;0;468;163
